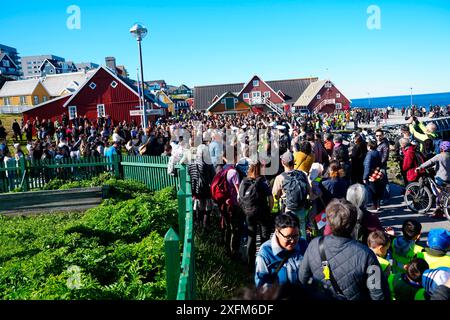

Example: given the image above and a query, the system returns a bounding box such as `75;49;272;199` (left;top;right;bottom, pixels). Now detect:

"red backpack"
210;166;232;205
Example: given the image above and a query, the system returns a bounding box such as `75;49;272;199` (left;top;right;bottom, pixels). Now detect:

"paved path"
0;187;103;216
378;184;450;247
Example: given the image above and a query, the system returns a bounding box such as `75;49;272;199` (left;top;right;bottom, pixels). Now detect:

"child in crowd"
416;228;450;269
391;219;423;274
367;230;391;276
388;258;429;300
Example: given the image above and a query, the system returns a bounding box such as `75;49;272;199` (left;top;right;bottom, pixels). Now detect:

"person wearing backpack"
272;151;310;239
239;161;274;271
298;198;390;300
211;152;243;260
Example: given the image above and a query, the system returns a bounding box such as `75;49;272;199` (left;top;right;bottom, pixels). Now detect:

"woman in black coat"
350;134;367;184
363;140;383;211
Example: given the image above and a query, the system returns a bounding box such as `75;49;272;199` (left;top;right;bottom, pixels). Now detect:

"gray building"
21;54;65;78
75;62;99;72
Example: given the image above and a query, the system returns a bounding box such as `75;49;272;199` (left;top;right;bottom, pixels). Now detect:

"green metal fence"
0;154;196;300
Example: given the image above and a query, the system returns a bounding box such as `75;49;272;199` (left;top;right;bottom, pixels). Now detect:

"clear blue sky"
1;0;450;99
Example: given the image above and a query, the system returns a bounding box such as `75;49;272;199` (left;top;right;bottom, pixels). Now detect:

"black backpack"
281;170;309;211
239;177;263;216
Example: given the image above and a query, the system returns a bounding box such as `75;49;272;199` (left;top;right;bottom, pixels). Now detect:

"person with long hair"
239;161;274;271
322;161;350;200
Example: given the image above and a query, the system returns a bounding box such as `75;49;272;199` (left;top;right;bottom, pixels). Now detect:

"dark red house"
23;66;163;126
294;80;351;113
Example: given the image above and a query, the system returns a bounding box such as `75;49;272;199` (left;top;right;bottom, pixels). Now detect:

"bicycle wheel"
404;182;433;214
443;195;450;222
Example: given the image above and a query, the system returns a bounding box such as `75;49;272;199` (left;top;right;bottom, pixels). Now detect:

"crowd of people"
0;106;449;301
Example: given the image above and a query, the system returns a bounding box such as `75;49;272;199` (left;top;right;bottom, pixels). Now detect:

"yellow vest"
377;256;391;276
391;238;424;274
388;273;426;301
415;251;450;269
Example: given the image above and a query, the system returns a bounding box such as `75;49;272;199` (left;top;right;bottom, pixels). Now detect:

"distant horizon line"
351;90;450;100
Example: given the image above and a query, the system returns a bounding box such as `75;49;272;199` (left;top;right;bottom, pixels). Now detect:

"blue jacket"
255;234;307;289
322;177;350;199
363;150;382;180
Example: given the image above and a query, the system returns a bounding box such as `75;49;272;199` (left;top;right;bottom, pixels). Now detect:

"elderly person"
408;116;439;153
255;213;307;290
299;198;390;300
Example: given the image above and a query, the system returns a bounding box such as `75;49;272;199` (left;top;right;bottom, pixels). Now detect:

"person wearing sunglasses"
255;213;307;290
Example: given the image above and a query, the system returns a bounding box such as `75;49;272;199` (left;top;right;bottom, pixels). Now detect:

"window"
111;81;118;88
42;96;48;102
221;99;225;104
68;106;77;120
325;82;332;88
336;93;341;98
264;91;271;98
316;94;321;100
252;91;261;98
20;96;27;105
336;103;342;110
3;60;10;67
49;69;53;73
243;93;249;99
4;97;11;105
33;96;39;104
253;80;259;87
89;82;97;90
97;104;105;117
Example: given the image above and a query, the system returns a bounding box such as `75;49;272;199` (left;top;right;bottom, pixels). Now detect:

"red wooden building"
294;80;351;113
23;66;163;125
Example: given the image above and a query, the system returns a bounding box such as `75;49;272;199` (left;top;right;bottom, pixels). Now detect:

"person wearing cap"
272;151;310;238
407;116;439;153
415;140;450;217
416;229;450;269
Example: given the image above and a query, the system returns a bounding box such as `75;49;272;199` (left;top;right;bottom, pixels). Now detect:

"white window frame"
89;82;97;90
243;93;249;99
325;82;332;88
68;106;77;120
20;96;27;105
3;60;10;67
4;97;11;105
336;103;342;110
111;81;118;88
336;93;341;98
221;99;225;104
263;91;271;98
33;96;39;104
317;94;321;100
97;104;106;117
253;80;259;87
42;96;48;102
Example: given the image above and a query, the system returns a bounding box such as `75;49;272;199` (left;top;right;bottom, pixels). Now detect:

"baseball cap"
428;228;450;251
281;151;294;164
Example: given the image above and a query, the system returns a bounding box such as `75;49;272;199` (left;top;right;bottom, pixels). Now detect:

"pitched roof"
41;71;96;96
0;52;18;69
207;91;250;112
194;77;317;110
294;80;328;107
0;78;44;97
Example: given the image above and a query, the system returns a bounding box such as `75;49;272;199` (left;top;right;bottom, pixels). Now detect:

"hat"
422;267;450;295
281;151;294;164
428;228;450;251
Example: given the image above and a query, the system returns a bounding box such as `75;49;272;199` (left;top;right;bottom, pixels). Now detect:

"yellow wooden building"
0;79;50;107
206;91;250;115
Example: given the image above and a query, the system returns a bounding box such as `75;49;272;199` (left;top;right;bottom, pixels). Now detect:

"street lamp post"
368;92;371;108
130;23;148;128
410;87;413;108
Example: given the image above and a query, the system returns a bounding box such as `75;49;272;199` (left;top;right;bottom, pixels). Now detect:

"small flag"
315;211;327;230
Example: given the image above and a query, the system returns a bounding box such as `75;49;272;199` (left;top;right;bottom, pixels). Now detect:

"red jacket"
402;145;419;182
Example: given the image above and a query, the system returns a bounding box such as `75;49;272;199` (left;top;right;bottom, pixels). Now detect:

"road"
379;183;450;247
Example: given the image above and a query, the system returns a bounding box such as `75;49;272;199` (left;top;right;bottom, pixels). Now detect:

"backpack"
210;166;232;205
281;170;309;211
238;177;263;216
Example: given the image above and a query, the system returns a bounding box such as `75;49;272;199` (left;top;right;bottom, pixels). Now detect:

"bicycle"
404;169;450;221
